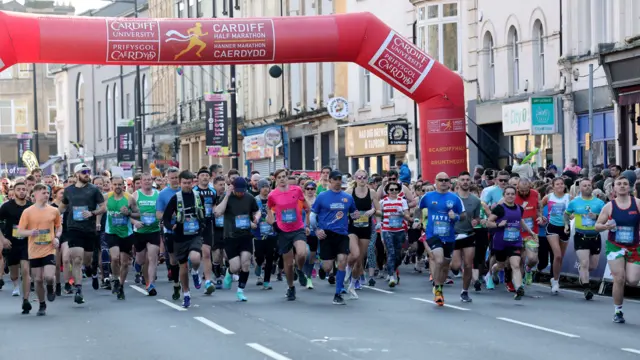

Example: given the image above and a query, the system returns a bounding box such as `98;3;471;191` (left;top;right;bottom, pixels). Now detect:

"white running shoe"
12;286;20;297
347;286;358;300
551;279;559;294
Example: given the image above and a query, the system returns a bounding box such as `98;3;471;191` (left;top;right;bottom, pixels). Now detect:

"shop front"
345;122;407;176
242;125;286;176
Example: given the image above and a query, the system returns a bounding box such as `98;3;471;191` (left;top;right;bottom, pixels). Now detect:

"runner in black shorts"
253;179;277;290
58;163;106;304
193;167;216;295
346;169;379;295
212;174;227;289
453;172;481;302
302;180;320;289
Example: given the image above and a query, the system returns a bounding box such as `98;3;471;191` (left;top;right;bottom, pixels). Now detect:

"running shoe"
319;268;326;280
286;286;296;301
47;286;56;302
147;284;157;297
55;283;62;297
112;280;120;295
333;294;346;305
223;271;233;290
0;278;4;289
263;282;273;290
74;292;85;304
551;279;560;294
236;290;248;302
134;273;142;284
204;280;215;295
354;279;362;290
328;274;336;285
368;278;376;287
37;304;46;316
613;311;625;324
182;295;191;308
22;299;32;314
92;276;99;290
473;280;482;292
485;274;495;290
256;276;264;286
192;270;202;290
117;287;125;300
505;282;516;293
64;282;73;294
12;286;20;297
388;275;397;288
584;287;593;300
297;268;308;287
215;278;223;290
434;289;444;306
306;278;314;290
172;285;181;301
514;286;524;301
460;291;472;303
347;286;358;300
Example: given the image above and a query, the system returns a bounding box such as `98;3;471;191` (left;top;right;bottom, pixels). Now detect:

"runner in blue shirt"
419;172;465;307
310;171;359;305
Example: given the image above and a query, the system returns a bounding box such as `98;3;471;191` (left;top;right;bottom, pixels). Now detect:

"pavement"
1;267;640;360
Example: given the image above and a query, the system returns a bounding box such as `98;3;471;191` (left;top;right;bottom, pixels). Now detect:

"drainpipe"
412;20;420;176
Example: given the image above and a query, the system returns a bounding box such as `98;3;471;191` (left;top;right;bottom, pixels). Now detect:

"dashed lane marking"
194;316;235;335
362;285;394;294
246;343;292;360
622;348;640;355
157;299;187;311
411;297;470;311
129;285;148;295
496;317;580;338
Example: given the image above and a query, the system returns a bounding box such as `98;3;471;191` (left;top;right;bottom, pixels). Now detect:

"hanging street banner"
117;119;135;163
205;93;231;157
17;132;33;168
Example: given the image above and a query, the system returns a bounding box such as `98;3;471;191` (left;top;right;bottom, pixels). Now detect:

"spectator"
397;160;411;185
511;152;534;179
547;164;558;177
564;158;581;174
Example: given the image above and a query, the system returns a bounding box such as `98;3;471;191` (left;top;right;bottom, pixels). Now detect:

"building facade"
0;0;75;177
464;0;563;170
53;1;151;175
561;0;640;170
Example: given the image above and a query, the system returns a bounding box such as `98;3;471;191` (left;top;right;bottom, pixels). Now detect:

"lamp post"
222;0;240;170
32;63;40;161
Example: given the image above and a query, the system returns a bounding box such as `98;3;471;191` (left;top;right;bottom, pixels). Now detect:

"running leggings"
382;231;404;275
473;228;489;271
255;237;277;283
366;224;377;269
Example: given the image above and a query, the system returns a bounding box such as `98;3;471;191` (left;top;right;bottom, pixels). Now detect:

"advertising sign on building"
387;123;409;145
530;97;557;135
17;133;33;168
501;101;531;135
117;121;135;163
244;133;282;161
346;123;407;157
205;93;230;157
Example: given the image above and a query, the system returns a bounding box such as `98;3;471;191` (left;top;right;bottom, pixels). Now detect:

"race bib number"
141;213;156;226
235;215;250;229
581;214;596;227
616;226;635;244
524;218;534;230
550;203;565;216
434;220;450;236
73;206;88;221
281;209;297;223
35;229;51;245
205;203;213;218
215;216;224;227
354;215;369;228
184;217;200;235
12;225;25;239
111;214;127;226
504;227;520;241
389;216;403;228
259;222;273;236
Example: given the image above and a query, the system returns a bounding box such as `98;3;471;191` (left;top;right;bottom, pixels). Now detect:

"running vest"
175;191;205;224
105;192;133;238
609;198;640;247
351;188;372;229
547;193;570;227
135;189;159;234
492;203;523;250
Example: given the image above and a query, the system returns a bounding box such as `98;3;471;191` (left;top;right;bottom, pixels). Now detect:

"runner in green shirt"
104;176;134;301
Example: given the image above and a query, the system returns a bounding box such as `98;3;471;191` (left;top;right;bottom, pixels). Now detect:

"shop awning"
601;44;640;101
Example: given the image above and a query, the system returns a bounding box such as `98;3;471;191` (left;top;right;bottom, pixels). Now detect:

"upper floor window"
18;64;31;79
508;26;519;94
0;99;28;134
177;1;184;18
196;0;202;17
417;2;459;72
533;20;545;90
360;68;371;108
482;32;495;99
48;99;57;133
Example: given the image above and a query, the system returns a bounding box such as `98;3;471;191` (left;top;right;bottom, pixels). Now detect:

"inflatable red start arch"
0;11;466;181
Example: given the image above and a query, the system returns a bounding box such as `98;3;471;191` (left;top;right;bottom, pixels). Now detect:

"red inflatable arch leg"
0;11;467;181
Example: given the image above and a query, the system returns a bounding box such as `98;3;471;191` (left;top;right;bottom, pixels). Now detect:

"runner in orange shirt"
18;183;61;316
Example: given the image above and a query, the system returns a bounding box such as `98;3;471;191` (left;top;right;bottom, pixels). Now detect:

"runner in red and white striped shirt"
379;183;411;287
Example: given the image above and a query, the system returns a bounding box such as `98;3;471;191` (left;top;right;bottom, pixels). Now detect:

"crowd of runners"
0;162;636;324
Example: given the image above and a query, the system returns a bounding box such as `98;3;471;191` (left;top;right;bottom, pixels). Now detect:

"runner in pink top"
266;169;310;301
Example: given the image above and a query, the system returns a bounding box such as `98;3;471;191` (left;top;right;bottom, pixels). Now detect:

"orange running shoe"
434;289;444;306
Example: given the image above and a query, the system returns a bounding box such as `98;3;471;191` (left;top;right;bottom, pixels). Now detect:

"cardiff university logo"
165;22;209;60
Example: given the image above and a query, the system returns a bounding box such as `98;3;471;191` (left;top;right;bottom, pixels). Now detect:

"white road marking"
193;316;235;335
411;297;470;311
362;285;394;294
246;343;291;360
129;285;148;295
157;299;187;311
529;283;640;304
622;348;640;355
496;317;580;338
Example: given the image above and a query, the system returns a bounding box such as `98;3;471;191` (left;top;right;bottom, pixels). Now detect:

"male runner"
565;178;604;300
104;176;134;300
58;164;105;304
311;170;359;304
17;184;61;316
0;181;32;311
453;171;481;303
156;167;181;300
267;168;310;301
514;178;543;285
595;176;640;323
162;170;205;308
215;177;260;301
193;167;216;294
421;172;465;306
212;175;227;289
253;179;277;290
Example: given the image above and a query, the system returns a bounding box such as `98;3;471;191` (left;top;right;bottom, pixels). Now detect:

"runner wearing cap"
57;163;106;305
267;168;310;301
253;179;277;290
215;177;261;301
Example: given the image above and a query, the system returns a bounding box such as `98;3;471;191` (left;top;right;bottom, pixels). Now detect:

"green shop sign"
530;97;557;135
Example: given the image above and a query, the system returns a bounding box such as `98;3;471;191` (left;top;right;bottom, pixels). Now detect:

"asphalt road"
1;267;640;360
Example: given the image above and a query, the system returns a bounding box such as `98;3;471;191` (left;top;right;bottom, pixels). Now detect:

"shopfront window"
578;111;615;169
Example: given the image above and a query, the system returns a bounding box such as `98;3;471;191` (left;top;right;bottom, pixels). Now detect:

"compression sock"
238;271;249;289
335;270;346;295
